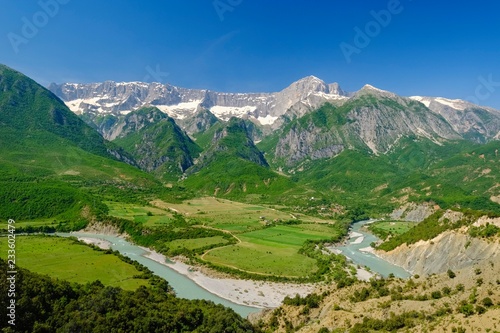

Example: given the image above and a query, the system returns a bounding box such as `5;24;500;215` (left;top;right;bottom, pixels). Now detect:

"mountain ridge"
49;76;500;144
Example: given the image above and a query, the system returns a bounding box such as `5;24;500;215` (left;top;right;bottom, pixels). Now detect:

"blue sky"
1;0;500;108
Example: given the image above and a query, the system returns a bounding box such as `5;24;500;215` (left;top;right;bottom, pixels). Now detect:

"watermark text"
213;0;243;22
340;0;407;63
6;219;16;326
7;0;70;54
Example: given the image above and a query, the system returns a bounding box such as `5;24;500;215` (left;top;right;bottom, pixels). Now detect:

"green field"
203;224;340;277
241;225;336;246
152;197;326;231
106;201;175;227
111;197;344;278
168;236;229;250
6;196;345;280
203;241;318;277
0;236;149;290
368;221;418;240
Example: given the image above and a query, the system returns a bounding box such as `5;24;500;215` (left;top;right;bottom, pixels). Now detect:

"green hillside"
0;65;164;226
113;107;202;180
292;137;500;214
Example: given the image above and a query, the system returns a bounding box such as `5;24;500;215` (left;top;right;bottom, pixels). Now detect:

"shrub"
447;269;456;279
482;297;493;307
431;291;442;299
457;302;474;317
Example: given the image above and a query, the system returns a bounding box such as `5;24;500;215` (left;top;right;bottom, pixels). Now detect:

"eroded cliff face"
82;222;123;236
274;123;345;165
389;202;438;222
377;230;500;276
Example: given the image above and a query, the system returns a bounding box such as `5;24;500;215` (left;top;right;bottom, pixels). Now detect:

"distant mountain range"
49;76;500;143
1;64;499;216
48;77;349;128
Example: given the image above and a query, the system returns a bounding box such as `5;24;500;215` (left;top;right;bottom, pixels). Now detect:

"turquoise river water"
58;222;410;317
336;220;411;278
58;232;261;317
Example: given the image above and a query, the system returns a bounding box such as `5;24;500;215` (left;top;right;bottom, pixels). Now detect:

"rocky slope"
189;118;268;173
377;230;500;276
48;76;348;128
256;257;500;332
410;96;500;142
377;212;500;276
111;107;201;178
265;86;460;167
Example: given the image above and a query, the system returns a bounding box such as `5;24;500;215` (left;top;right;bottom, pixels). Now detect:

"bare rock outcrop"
81;222;122;236
389;202;437;222
377;230;500;276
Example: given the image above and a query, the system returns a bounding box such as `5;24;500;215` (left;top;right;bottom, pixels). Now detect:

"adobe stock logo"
143;64;170;83
340;0;407;64
213;0;242;22
466;74;500;105
7;0;70;54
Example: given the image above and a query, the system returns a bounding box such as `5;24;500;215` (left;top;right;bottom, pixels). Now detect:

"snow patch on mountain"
409;96;431;108
50;76;353;126
313;91;349;100
434;97;468;110
156;101;202;119
257;114;279;125
210;105;257;121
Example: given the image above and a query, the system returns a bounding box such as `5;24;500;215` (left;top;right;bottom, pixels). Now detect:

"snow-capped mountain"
410;96;500;142
49;76;500;143
48;76;348;128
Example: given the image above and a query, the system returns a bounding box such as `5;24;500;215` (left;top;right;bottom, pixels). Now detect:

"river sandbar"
140;246;315;308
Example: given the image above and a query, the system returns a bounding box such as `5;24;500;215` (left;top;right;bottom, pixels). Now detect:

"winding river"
335;220;411;278
58;222;409;317
58;232;261;318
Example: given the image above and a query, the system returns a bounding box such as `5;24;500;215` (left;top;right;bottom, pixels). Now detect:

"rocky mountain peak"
284;76;328;95
327;82;347;96
353;84;398;100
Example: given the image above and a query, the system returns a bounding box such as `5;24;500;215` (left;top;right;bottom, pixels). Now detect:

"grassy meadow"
0;235;149;290
367;220;418;240
104;197;343;278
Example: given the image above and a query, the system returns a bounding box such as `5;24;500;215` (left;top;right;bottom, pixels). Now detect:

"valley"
1;63;500;332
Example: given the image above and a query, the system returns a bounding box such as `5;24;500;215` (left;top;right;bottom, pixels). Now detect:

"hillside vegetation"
0;259;255;332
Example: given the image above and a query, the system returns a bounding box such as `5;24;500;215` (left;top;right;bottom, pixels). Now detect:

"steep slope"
190;117;269;172
410;96;500;142
0;65;160;225
261;86;459;168
184;118;298;199
0;65;133;163
177;108;220;135
112;107;202;179
48;76;349;128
